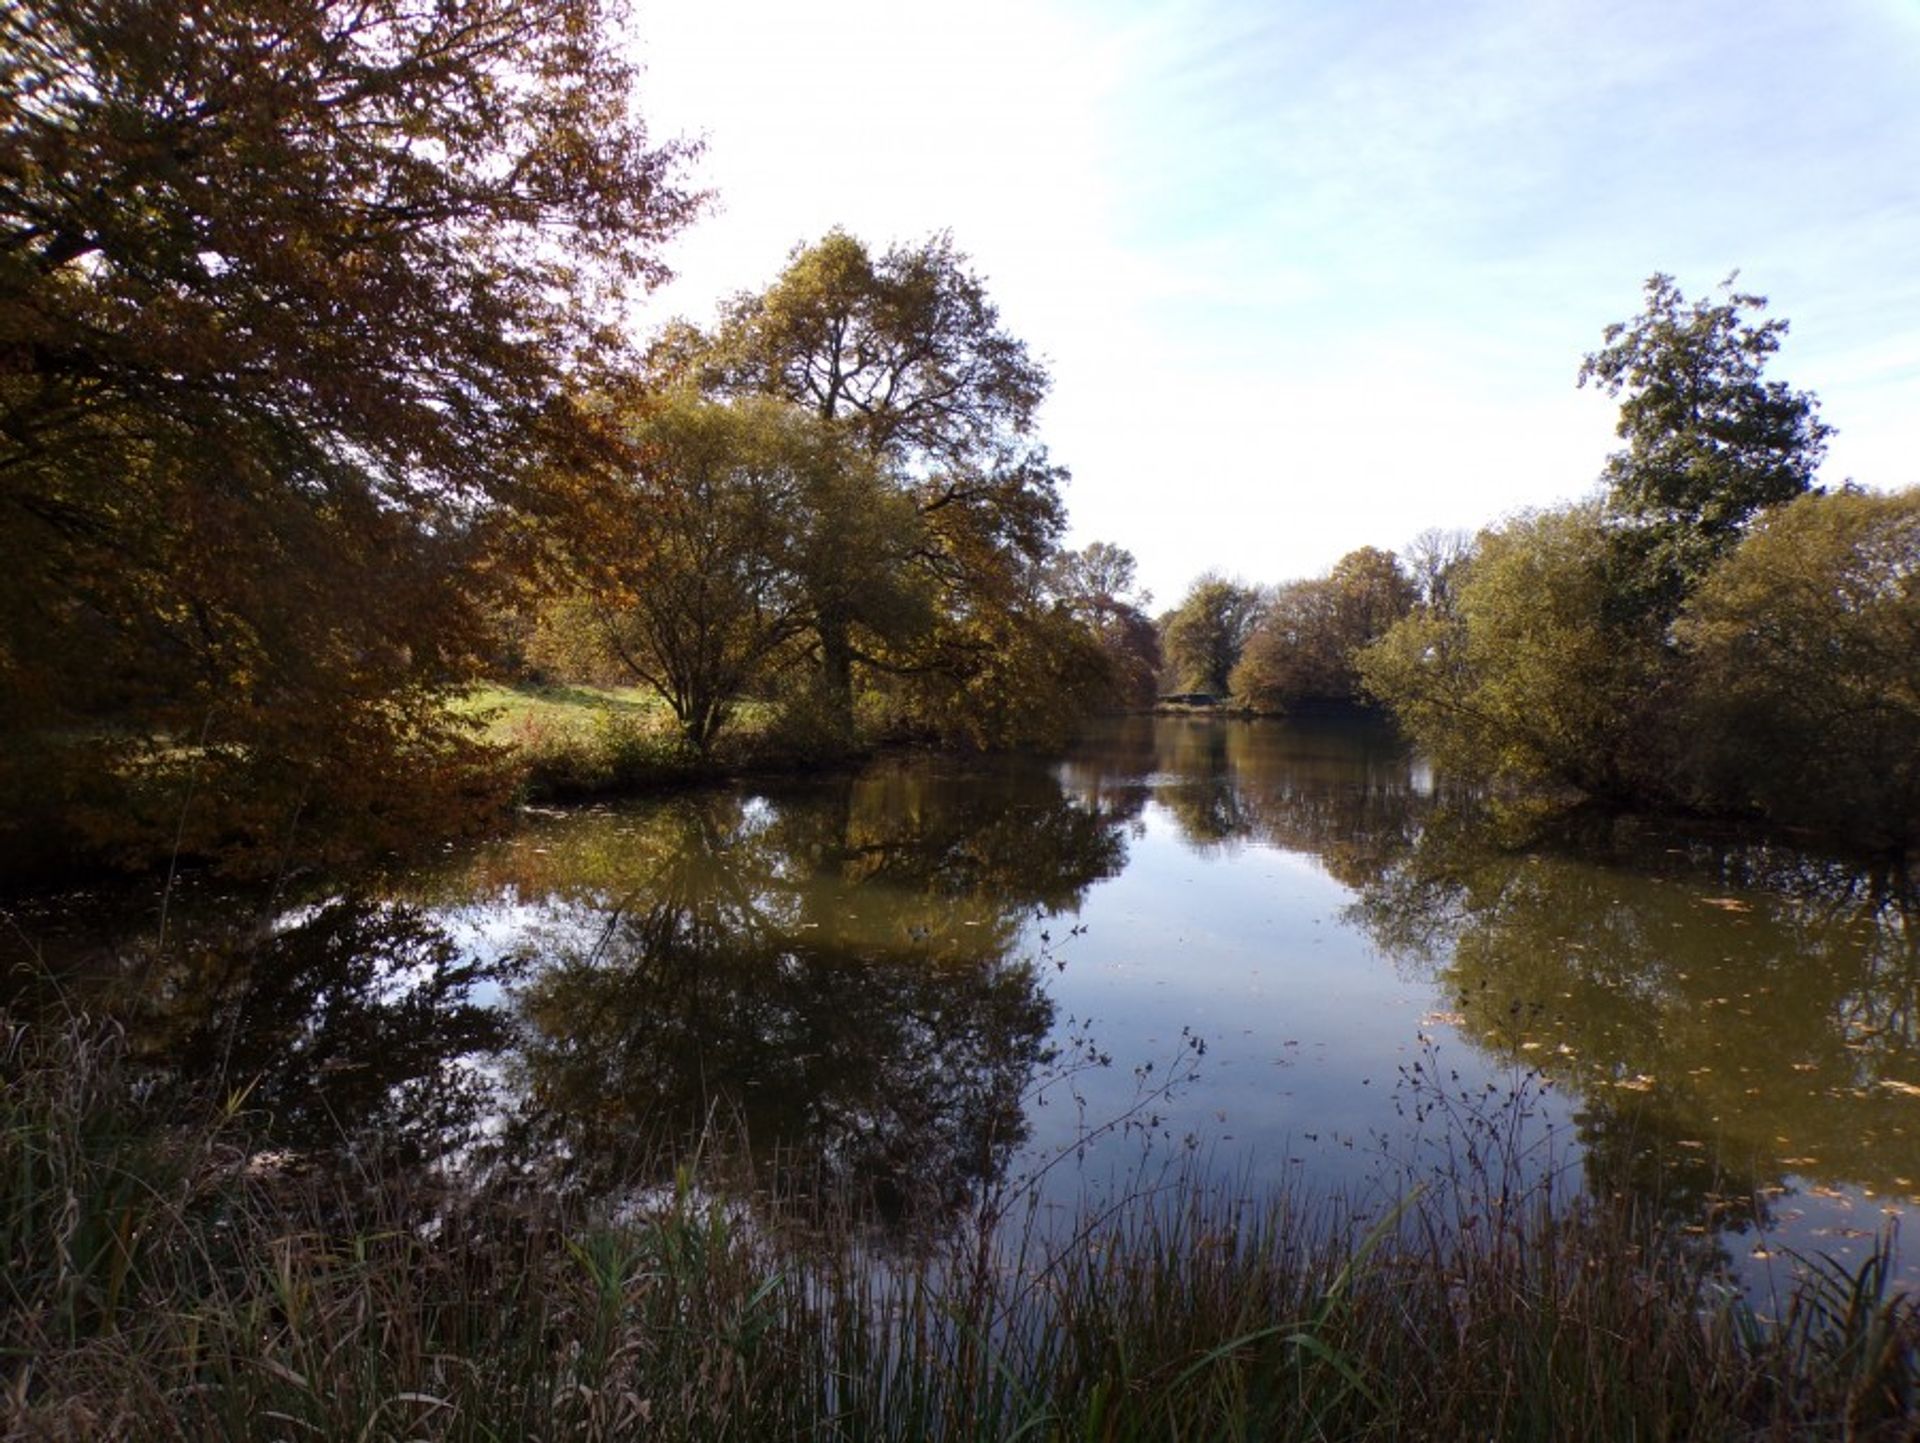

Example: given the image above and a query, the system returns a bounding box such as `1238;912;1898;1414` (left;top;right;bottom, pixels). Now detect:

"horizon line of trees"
1160;274;1920;853
8;1;1912;872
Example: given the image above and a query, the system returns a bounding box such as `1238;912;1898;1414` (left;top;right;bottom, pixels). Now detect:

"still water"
12;716;1919;1278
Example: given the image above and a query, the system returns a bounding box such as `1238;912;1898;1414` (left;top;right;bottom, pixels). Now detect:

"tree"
544;396;926;755
1579;273;1832;616
0;0;696;865
712;229;1048;473
1402;528;1476;614
1674;487;1920;848
1232;547;1415;710
1048;542;1161;707
1358;507;1666;801
1162;574;1264;696
670;230;1080;741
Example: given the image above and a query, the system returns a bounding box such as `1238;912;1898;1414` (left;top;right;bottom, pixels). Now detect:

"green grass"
460;681;868;800
6;1011;1918;1440
457;682;729;798
456;681;675;738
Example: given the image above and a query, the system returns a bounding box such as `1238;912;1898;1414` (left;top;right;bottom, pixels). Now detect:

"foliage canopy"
621;231;1108;748
1163;574;1264;697
1675;487;1920;847
1232;547;1415;710
1579;273;1831;615
0;0;697;865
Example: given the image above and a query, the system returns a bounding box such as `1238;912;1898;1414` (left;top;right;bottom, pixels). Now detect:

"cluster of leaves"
1360;275;1920;848
2;6;1139;874
1160;572;1265;696
1;0;699;871
534;230;1149;755
1230;546;1418;710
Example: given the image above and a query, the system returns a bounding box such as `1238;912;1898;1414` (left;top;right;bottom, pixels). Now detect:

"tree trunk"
818;615;856;744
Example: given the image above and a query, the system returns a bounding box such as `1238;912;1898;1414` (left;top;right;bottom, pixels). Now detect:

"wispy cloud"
627;0;1920;598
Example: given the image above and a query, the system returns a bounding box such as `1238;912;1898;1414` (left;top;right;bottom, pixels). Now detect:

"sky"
625;0;1920;605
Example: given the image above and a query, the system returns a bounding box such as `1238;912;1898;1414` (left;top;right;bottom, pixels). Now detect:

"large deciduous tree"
541;394;926;756
1362;273;1837;819
674;229;1081;743
0;0;696;867
1579;273;1831;617
1162;574;1264;697
712;229;1047;472
1358;506;1667;803
1048;541;1162;708
1674;487;1920;848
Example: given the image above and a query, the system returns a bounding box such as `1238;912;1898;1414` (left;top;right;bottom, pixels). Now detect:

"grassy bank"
460;683;878;802
6;1013;1917;1441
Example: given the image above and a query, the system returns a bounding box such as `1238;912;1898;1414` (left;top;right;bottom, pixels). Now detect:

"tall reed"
4;1013;1915;1441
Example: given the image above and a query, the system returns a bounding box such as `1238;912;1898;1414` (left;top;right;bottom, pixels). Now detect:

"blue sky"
630;0;1920;604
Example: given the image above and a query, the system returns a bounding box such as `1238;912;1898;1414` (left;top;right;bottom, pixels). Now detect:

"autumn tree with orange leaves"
0;0;697;870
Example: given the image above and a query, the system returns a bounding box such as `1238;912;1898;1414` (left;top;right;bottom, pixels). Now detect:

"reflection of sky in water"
1015;792;1576;1219
1012;747;1916;1295
435;894;593;1009
399;726;1920;1291
37;717;1916;1296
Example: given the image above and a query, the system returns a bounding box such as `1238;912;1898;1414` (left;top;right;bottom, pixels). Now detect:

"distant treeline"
1161;275;1920;852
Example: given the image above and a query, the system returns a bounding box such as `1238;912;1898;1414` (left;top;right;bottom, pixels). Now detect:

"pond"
9;715;1918;1285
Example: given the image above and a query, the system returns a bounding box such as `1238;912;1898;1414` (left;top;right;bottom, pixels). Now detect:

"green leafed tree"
1362;274;1835;818
539;394;928;756
1232;547;1415;710
661;229;1089;744
1162;573;1265;697
1358;506;1667;801
711;229;1048;472
1579;273;1832;618
0;0;697;868
1674;487;1920;848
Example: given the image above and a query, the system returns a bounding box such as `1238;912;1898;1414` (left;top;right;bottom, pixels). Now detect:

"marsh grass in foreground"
5;1014;1917;1441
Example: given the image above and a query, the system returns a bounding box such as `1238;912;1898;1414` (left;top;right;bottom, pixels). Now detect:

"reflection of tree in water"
1349;805;1920;1209
1147;720;1252;846
8;752;1136;1230
1575;1090;1769;1258
1057;713;1920;1235
447;759;1138;1220
22;898;519;1174
1062;715;1426;885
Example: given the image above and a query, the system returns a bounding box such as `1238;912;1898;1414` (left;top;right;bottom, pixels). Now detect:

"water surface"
12;716;1917;1278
